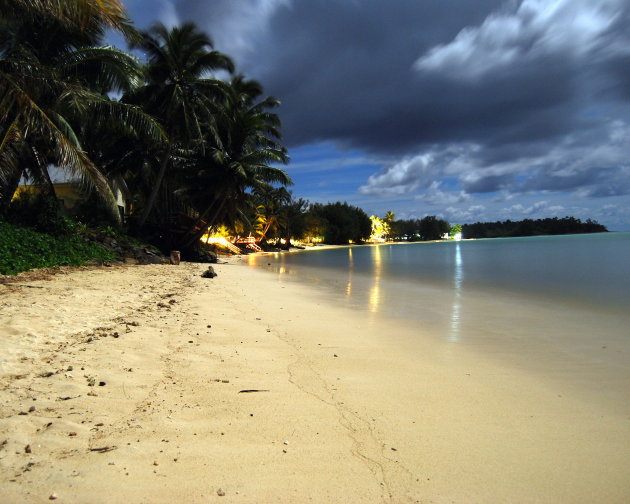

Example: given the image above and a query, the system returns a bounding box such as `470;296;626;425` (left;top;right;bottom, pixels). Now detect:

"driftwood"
238;389;270;393
89;446;118;453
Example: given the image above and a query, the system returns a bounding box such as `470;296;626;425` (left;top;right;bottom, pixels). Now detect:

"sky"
117;0;630;230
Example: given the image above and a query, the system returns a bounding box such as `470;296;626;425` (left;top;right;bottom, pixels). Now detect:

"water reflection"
449;243;463;342
369;245;382;313
346;248;353;297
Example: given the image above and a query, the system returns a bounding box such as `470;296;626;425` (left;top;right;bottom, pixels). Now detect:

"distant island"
462;217;607;239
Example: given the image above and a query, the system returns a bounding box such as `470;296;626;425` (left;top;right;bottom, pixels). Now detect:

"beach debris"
170;250;181;265
238;389;269;393
283;440;289;445
38;371;55;378
217;488;226;497
68;432;77;437
49;493;58;500
201;266;217;278
89;446;117;453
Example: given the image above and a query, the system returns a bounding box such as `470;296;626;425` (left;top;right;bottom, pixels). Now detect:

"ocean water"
246;233;630;411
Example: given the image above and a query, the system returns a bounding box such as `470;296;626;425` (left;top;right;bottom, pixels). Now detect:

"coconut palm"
0;1;159;221
177;76;291;247
126;22;234;230
0;0;137;42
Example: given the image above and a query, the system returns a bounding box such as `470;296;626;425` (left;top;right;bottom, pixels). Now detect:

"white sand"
1;260;628;503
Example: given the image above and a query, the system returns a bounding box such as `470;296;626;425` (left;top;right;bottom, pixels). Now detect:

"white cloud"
417;181;471;206
359;152;437;196
444;205;486;223
414;0;625;81
500;200;549;218
198;0;290;63
157;0;180;28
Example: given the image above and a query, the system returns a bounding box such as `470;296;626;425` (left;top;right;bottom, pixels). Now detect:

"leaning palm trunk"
182;196;227;249
136;141;172;229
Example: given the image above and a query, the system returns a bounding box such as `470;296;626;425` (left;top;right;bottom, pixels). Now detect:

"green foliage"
462;217;608;239
0;221;115;275
390;216;451;241
308;202;372;244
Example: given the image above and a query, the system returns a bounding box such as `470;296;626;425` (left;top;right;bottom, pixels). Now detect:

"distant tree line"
390;215;451;241
462;217;607;239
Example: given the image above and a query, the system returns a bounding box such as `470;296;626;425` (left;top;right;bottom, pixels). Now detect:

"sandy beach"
1;260;628;503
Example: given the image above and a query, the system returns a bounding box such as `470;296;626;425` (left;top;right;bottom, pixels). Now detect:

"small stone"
283;440;289;445
201;266;217;279
68;432;77;437
25;445;32;454
217;488;225;497
49;493;58;500
98;381;106;387
28;406;36;413
153;461;158;466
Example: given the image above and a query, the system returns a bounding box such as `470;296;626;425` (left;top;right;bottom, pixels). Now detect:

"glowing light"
202;235;241;254
369;245;383;313
449;243;464;343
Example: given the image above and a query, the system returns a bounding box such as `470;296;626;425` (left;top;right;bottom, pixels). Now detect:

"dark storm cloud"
140;0;630;228
169;0;628;154
172;0;505;150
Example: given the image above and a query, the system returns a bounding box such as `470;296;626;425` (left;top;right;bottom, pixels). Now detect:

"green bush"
0;221;115;275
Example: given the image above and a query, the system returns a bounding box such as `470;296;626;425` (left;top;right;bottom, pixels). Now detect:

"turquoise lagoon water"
247;233;630;409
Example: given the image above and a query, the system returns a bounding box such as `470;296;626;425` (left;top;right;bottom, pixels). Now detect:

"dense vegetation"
0;220;114;275
308;202;372;244
391;215;451;241
462;217;607;239
0;1;291;255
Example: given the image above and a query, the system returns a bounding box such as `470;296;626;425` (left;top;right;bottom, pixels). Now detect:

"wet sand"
1;260;628;503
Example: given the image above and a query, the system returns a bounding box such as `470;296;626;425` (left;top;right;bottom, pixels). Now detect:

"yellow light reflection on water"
369;245;383;313
346;248;354;297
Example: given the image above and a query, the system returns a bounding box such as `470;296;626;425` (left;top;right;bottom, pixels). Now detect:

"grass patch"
0;221;115;276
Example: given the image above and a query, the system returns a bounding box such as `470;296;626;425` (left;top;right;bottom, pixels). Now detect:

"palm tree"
178;75;291;248
0;1;159;222
0;0;137;42
126;22;234;230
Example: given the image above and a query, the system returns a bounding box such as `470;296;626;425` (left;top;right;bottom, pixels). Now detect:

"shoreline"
1;261;628;503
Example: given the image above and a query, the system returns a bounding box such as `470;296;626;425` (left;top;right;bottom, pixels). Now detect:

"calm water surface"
247;233;630;410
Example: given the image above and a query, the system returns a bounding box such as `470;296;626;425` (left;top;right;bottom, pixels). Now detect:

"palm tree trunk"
183;196;227;249
137;141;172;230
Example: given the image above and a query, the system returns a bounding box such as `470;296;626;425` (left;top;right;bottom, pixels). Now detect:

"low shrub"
0;221;115;275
